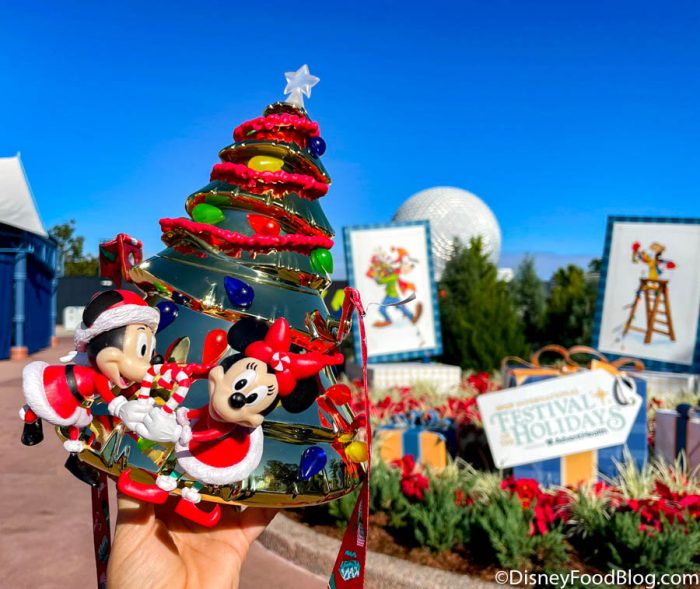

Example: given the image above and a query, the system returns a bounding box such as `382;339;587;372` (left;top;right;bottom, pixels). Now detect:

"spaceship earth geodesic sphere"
392;186;502;280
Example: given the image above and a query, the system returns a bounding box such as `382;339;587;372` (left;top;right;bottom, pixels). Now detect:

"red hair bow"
245;318;343;396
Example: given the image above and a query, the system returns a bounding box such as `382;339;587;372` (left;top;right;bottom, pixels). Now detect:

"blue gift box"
376;411;452;470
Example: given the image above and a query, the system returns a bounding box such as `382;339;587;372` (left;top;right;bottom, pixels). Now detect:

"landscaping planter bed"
286;459;700;587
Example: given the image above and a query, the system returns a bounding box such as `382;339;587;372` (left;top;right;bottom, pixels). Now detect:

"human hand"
108;495;278;589
133;407;182;443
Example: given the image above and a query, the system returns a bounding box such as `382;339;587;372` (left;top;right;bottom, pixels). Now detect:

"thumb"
116;492;156;525
108;493;161;588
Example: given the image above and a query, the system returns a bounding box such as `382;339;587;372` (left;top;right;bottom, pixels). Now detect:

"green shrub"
463;493;568;571
325;461;408;529
368;461;409;528
327;487;359;526
569;496;700;575
402;473;465;551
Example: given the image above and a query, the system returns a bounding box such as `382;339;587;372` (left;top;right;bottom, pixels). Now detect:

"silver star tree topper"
284;64;320;109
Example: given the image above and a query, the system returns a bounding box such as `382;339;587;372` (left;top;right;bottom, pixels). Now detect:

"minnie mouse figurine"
118;317;343;527
20;290;161;453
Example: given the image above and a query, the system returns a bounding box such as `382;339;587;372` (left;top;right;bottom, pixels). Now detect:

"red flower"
455;489;473;507
401;475;430;501
392;454;417;476
501;476;540;509
592;480;609;495
391;455;430;502
624;493;688;534
679;495;700;518
467;372;492;394
445;396;480;425
500;476;572;535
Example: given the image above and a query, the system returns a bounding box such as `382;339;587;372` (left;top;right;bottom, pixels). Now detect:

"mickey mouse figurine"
20;290;161;453
118;317;343;527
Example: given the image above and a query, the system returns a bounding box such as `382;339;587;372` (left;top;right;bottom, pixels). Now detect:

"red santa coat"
174;408;263;486
22;361;119;427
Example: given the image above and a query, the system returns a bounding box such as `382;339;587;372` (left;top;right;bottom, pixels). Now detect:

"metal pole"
11;250;27;359
50;272;59;347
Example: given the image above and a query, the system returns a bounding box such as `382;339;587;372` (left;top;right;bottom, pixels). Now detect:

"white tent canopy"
0;154;47;237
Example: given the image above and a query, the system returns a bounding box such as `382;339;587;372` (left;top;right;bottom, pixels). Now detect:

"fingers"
241;506;279;528
133;423;148;438
236;507;280;544
131;407;151;420
175;407;190;426
217;504;280;542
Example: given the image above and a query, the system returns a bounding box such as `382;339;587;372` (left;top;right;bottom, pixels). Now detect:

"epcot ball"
392;186;502;280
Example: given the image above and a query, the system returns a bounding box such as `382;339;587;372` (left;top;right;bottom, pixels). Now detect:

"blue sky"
2;1;699;278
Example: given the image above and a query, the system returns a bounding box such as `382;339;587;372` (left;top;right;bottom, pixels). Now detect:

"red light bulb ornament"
202;329;228;365
247;214;281;236
325;384;352;405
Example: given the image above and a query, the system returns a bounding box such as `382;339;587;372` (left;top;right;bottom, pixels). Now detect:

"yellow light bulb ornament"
345;441;368;463
248;155;284;172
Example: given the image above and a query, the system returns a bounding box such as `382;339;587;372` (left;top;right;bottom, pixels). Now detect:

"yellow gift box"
376;427;448;471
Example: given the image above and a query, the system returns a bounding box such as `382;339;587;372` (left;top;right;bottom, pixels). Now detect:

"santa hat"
73;290;160;353
245;318;343;396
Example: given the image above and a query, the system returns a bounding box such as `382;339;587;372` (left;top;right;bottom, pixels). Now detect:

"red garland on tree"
233;112;320;145
209;162;328;199
160;218;333;258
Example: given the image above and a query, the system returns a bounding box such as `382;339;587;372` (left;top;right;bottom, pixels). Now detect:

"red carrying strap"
327;287;371;588
91;472;111;589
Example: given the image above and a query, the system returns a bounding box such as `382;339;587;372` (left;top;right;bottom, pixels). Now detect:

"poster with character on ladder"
593;216;700;373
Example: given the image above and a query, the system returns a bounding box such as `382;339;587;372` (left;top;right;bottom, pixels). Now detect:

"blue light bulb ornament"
171;291;188;305
156;301;179;333
298;446;327;481
308;136;326;157
224;276;255;309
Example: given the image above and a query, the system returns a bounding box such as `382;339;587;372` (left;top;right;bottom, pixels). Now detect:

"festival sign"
477;369;642;469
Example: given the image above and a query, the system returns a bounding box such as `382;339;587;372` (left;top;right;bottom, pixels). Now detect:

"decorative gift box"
655;404;700;473
376;412;449;470
501;345;648;486
346;361;462;394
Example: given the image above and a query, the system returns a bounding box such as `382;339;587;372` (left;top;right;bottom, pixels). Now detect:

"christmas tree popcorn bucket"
20;66;370;539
